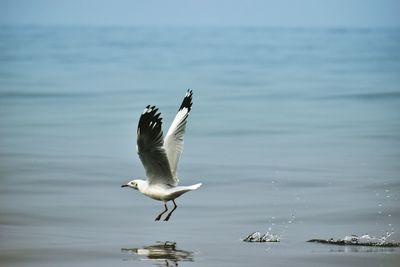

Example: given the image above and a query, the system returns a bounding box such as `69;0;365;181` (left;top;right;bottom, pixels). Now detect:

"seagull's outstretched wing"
164;90;193;182
137;105;175;186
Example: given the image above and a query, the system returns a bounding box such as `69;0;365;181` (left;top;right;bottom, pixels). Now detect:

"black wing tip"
179;89;193;112
142;105;159;116
138;105;163;134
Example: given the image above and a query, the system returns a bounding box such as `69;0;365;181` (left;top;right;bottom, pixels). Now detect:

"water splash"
243;231;280;242
308;232;400;247
243;213;296;243
275;213;296;238
374;182;396;236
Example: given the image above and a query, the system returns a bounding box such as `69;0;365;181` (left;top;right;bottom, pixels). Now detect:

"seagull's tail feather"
167;183;202;200
188;183;202;190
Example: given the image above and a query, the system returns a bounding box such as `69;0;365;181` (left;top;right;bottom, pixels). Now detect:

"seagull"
122;90;202;221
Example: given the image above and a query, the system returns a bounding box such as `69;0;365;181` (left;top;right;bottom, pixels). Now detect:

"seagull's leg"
155;202;168;221
164;200;177;221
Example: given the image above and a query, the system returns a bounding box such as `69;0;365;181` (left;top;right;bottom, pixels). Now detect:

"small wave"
0;91;89;99
321;91;400;102
308;232;400;247
243;231;280;242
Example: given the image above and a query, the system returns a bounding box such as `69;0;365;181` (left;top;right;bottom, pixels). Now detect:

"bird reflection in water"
122;241;194;266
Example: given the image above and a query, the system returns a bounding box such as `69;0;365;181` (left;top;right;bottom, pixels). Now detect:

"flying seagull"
122;90;202;221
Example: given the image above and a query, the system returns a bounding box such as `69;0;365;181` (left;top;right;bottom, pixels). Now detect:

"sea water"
0;25;400;266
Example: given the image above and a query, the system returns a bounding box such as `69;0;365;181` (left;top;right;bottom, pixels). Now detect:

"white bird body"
135;180;202;202
122;90;202;221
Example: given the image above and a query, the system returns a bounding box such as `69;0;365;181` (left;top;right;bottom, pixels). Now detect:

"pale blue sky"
1;0;399;27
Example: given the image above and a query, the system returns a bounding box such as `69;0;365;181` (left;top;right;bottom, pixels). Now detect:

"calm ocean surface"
0;25;399;266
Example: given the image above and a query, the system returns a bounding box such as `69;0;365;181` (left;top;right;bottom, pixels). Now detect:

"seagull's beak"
121;184;128;188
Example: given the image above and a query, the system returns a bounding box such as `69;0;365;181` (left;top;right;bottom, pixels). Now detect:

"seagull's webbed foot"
164;200;177;221
155;203;168;221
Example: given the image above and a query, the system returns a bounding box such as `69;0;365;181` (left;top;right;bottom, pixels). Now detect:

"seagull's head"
121;179;139;190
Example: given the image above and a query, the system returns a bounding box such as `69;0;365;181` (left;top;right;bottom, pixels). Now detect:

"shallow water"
1;25;400;266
